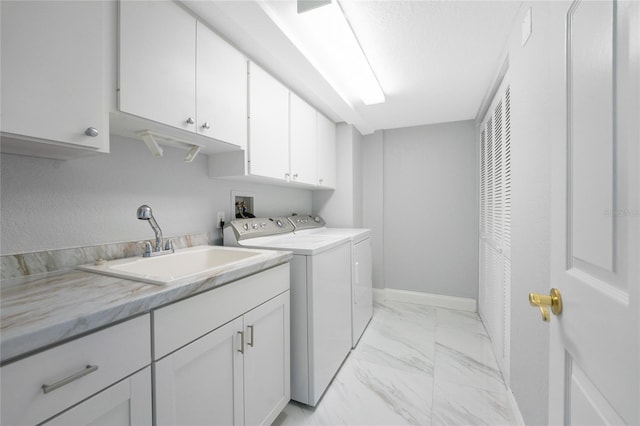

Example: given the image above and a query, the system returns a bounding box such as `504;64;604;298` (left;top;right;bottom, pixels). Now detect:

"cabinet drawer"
1;314;150;426
154;264;290;360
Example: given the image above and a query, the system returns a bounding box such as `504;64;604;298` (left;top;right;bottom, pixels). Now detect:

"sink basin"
78;245;266;285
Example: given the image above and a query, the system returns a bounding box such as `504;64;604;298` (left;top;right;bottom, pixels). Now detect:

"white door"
243;292;290;426
547;1;639;424
196;21;247;148
289;93;317;185
119;1;196;131
44;367;152;426
1;1;106;150
316;113;337;188
248;63;290;181
155;318;244;426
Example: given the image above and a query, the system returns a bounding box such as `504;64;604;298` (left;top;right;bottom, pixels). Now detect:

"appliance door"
352;238;373;347
308;242;352;406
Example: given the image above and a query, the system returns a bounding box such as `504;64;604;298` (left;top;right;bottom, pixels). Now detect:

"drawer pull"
42;365;99;394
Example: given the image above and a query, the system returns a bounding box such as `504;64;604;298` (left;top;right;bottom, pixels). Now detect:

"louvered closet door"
478;79;511;385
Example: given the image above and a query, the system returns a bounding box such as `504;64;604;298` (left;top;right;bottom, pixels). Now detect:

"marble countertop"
0;248;292;364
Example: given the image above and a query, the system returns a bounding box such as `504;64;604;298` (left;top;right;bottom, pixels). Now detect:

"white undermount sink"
78;245;266;286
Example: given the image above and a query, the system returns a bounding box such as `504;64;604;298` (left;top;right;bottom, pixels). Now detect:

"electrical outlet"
216;211;225;228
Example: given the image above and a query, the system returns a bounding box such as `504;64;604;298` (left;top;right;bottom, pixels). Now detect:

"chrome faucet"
136;205;174;257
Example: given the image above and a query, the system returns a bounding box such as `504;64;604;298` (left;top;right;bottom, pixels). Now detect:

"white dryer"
288;215;373;347
224;217;352;407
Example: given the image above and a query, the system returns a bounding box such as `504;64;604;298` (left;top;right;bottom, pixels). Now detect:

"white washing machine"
288;215;373;347
224;217;352;407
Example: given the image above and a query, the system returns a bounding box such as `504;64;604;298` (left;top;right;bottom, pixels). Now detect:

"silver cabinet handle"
186;117;195;125
201;122;211;130
237;331;244;354
293;173;298;179
247;325;254;347
284;173;290;179
42;365;98;394
84;127;99;137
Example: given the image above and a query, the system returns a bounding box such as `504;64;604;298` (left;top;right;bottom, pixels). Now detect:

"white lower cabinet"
45;367;152;426
243;293;291;426
155;292;290;426
0;315;151;426
155;318;244;426
153;264;291;426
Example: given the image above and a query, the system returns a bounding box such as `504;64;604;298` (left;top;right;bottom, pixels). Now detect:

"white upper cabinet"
0;1;109;159
248;62;290;181
196;21;247;149
118;1;246;149
211;62;335;190
119;1;197;131
289;93;317;186
316;113;337;189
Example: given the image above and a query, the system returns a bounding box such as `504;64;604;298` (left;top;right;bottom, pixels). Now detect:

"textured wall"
383;120;478;299
1;136;312;254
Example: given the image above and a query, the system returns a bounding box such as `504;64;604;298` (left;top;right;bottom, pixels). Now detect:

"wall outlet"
216;211;225;228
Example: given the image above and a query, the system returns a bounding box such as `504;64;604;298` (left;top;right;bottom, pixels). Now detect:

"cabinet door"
155;318;244;426
119;1;196;131
44;367;151;426
316;113;337;188
196;22;247;149
0;1;106;150
243;292;291;426
248;63;290;181
289;93;317;185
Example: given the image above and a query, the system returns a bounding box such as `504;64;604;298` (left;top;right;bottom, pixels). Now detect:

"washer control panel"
227;217;294;241
287;215;325;231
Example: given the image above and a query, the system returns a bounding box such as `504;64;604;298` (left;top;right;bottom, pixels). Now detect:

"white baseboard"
507;388;526;425
378;288;476;312
373;288;386;304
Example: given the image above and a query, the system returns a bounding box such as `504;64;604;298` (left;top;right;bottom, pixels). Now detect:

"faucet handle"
142;241;152;257
164;239;174;253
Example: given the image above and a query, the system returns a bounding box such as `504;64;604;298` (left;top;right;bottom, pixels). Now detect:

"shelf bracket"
136;130;203;163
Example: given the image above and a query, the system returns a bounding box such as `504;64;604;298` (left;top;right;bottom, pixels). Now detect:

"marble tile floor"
273;299;519;426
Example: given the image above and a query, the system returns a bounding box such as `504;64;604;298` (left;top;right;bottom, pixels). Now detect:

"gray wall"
504;2;569;425
363;120;478;299
1;136;312;255
362;131;384;289
312;123;363;227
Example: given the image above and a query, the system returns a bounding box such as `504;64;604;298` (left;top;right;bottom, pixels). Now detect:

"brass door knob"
529;288;563;322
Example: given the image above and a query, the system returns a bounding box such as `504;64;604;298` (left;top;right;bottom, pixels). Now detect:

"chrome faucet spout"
137;205;172;257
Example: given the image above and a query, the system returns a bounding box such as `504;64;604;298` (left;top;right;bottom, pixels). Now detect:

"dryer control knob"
260;222;266;228
243;223;249;231
276;220;283;227
314;216;321;223
252;223;259;230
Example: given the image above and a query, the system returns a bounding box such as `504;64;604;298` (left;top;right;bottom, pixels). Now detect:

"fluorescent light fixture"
260;0;385;105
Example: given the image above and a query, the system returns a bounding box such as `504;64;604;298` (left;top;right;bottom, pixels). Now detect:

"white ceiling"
182;1;522;135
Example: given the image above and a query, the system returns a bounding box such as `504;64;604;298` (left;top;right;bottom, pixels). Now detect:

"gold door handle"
529;288;563;322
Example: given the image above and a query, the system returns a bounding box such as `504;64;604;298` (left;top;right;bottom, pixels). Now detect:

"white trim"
507;388;526;426
372;288;385;304
378;288;476;312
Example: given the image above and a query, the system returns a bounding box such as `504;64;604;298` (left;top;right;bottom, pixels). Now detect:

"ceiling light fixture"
260;0;385;106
